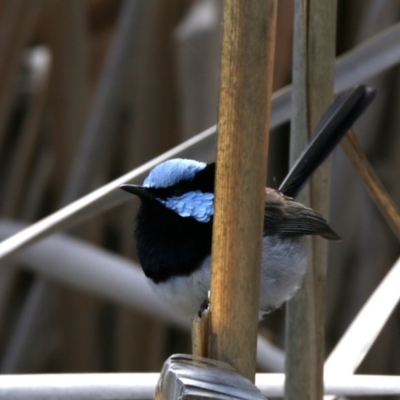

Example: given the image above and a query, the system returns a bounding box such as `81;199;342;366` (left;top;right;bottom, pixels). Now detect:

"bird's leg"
198;290;211;318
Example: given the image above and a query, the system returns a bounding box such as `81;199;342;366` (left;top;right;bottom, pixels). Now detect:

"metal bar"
1;373;400;399
324;255;400;376
257;374;400;397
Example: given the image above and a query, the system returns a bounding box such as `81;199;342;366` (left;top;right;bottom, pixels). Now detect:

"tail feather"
279;85;376;198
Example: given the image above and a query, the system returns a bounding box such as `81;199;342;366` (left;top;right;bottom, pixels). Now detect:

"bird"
121;85;375;318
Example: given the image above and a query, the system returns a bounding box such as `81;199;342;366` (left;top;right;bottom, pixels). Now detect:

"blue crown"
144;159;206;188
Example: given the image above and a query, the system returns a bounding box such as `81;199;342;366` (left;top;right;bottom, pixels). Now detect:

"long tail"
279;85;376;198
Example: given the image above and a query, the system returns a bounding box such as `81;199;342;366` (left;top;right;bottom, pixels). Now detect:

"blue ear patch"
160;191;214;223
144;159;206;188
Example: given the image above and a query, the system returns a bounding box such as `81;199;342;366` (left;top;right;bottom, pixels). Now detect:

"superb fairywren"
121;86;375;318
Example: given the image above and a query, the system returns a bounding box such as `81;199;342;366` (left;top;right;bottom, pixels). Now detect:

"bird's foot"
198;298;210;318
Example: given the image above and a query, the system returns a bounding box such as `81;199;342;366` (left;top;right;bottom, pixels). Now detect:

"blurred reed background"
0;1;399;398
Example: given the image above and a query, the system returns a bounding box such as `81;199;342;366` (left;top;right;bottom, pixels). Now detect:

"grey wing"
263;188;340;240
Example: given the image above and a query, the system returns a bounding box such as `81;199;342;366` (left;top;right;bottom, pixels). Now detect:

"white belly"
148;236;307;318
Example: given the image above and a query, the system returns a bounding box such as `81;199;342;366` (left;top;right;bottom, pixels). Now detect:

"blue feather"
161;191;214;222
144;159;206;188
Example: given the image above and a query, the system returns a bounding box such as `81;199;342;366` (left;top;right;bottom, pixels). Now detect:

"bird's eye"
172;188;185;197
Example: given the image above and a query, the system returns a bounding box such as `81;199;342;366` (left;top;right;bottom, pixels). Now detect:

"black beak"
120;184;156;200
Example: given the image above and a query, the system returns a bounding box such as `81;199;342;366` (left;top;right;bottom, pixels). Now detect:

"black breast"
134;198;213;283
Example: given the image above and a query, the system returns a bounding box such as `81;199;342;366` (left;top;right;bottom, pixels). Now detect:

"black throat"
135;200;213;283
